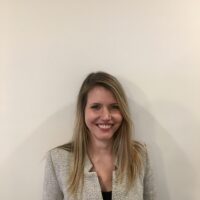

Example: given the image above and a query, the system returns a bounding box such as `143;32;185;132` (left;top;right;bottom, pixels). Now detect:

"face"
84;86;123;142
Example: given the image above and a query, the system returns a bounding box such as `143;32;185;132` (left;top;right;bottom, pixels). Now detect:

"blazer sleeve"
43;151;63;200
143;149;155;200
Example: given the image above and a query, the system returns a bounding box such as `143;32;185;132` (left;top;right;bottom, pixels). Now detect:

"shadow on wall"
121;77;197;200
0;104;75;200
0;80;198;200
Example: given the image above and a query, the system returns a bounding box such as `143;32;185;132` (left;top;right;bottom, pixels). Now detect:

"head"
74;71;133;149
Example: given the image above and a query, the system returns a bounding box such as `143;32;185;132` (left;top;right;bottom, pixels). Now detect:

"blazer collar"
84;154;118;173
82;155;130;200
84;154;93;173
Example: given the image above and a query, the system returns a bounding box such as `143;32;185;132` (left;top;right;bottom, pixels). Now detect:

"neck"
88;139;113;158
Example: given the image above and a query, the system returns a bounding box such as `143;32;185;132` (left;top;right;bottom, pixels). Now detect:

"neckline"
85;154;118;173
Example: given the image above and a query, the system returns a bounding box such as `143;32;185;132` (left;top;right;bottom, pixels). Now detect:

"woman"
43;72;154;200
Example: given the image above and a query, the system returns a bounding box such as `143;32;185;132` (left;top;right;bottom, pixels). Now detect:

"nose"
101;107;111;120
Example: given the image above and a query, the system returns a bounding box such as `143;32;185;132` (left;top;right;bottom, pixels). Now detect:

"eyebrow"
88;102;118;105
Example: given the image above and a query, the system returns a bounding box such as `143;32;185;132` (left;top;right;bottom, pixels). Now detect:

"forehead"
87;86;117;103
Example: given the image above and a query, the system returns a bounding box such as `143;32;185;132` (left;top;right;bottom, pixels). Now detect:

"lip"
96;123;113;130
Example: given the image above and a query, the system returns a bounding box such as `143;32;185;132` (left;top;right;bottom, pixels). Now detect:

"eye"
90;104;101;110
111;104;120;110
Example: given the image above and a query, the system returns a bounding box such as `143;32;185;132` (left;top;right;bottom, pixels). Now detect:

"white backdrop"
0;1;200;199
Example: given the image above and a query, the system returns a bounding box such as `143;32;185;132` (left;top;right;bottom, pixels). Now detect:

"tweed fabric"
43;148;155;200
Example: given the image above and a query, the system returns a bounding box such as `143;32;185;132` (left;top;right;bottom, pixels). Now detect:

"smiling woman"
43;72;155;200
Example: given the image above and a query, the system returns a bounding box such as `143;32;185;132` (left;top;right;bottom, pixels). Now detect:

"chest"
91;161;114;192
62;171;144;200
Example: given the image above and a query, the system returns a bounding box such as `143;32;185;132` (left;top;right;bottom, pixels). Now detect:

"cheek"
118;116;123;125
114;112;123;123
84;111;90;125
84;110;96;124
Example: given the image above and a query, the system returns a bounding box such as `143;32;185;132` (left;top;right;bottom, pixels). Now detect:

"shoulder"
45;144;74;169
132;140;146;151
131;140;151;169
131;140;147;157
49;147;72;159
43;145;74;197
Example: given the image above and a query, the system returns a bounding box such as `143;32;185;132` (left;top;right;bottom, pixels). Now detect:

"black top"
102;191;112;200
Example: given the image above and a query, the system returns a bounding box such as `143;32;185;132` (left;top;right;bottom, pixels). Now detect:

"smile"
97;124;113;129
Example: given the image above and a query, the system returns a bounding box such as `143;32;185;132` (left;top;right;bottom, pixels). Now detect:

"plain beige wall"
0;1;200;199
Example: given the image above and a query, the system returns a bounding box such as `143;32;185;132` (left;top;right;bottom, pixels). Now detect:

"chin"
97;133;114;141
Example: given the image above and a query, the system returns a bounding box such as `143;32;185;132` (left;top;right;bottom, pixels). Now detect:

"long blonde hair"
59;71;145;195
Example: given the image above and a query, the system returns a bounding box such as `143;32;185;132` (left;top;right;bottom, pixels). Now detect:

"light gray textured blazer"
43;148;154;200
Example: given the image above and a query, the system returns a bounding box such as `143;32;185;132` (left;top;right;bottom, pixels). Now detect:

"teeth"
98;124;112;129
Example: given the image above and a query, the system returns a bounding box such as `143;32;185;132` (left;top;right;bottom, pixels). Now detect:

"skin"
85;86;123;143
84;86;123;191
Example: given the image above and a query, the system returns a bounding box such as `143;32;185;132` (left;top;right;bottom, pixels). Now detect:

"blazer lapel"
112;171;129;200
82;155;129;200
82;155;103;200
